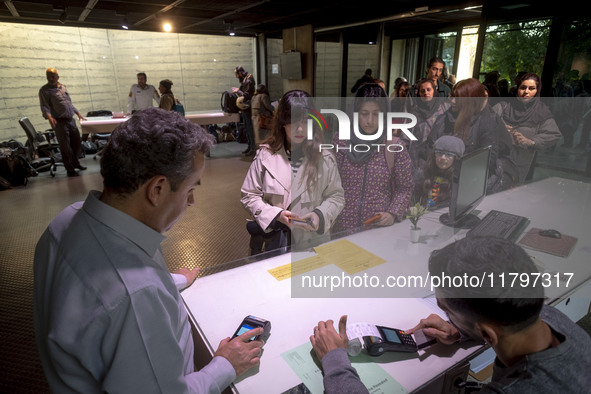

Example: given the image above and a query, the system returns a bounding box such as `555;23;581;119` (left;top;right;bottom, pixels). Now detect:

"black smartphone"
290;216;313;227
231;315;271;342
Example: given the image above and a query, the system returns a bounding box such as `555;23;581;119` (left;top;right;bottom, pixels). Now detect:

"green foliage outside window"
481;20;551;83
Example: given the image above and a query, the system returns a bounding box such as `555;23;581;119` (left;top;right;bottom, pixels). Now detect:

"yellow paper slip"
314;239;386;274
268;255;329;281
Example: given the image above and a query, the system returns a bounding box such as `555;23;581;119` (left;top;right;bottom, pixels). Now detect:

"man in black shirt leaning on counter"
310;236;591;394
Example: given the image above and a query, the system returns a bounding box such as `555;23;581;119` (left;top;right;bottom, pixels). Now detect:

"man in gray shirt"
39;67;86;177
311;237;591;393
34;108;265;393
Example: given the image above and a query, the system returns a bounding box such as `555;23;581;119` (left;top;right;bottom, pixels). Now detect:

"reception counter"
181;177;591;393
80;110;240;134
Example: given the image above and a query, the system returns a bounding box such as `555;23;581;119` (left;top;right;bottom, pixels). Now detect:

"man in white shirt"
127;72;160;114
34;108;264;393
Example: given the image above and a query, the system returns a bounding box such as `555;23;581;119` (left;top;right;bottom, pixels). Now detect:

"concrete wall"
315;41;341;97
0;22;255;142
266;38;284;102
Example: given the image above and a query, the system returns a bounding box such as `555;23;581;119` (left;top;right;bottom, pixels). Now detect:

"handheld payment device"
231;315;271;342
363;326;417;355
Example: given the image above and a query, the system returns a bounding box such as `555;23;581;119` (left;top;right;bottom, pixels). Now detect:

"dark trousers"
54;118;82;172
242;111;255;150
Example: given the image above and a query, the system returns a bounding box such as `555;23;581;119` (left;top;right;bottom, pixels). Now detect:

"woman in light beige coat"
241;90;344;254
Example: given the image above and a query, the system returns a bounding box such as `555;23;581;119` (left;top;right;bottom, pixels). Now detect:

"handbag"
246;220;289;255
258;114;274;130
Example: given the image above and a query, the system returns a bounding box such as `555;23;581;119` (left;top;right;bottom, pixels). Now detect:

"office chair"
86;110;112;160
18;117;63;177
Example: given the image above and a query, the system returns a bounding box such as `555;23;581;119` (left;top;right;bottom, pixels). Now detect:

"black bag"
0;175;11;191
82;140;98;153
221;91;240;113
87;110;113;117
0;139;26;152
246;221;290;255
0;148;37;187
220;125;235;142
207;125;220;142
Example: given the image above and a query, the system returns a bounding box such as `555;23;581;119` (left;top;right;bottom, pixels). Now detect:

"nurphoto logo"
304;108;418;153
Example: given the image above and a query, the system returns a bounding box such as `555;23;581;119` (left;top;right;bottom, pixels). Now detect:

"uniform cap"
46;67;59;74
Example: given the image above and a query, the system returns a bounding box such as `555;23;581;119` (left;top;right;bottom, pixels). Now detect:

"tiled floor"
0;141;254;392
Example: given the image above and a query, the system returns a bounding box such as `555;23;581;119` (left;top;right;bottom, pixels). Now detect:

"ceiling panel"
1;0;487;36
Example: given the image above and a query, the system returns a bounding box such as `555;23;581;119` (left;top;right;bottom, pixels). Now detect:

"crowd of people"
240;58;564;255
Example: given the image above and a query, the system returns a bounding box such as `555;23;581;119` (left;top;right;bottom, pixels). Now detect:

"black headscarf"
500;73;554;127
346;84;389;164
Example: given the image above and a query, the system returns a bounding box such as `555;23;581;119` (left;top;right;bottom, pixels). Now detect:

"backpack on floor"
220;125;236;142
0;147;37;187
82;140;98;153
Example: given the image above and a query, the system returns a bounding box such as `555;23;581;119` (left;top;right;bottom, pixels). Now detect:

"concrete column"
282;25;314;95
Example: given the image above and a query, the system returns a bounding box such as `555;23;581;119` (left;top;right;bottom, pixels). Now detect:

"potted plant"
406;199;429;243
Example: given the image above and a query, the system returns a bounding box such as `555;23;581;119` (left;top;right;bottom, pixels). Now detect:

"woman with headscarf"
409;78;450;175
158;79;175;111
332;83;414;235
428;78;517;193
492;73;562;183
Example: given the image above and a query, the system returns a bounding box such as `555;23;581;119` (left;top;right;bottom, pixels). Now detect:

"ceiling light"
163;22;172;32
224;19;235;36
58;9;67;24
122;15;129;29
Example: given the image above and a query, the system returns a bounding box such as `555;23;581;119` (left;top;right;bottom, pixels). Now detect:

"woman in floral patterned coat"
332;83;414;236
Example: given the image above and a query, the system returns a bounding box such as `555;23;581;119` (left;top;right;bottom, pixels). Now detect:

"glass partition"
346;43;379;96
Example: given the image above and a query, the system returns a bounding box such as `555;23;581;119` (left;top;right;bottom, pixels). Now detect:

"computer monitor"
439;145;491;229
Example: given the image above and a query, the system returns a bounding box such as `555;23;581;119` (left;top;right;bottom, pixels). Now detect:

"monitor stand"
439;212;481;229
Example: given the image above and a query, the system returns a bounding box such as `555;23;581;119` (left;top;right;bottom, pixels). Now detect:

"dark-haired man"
311;236;591;393
127;72;160;114
410;57;451;97
351;68;373;94
34;108;264;393
232;65;256;155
